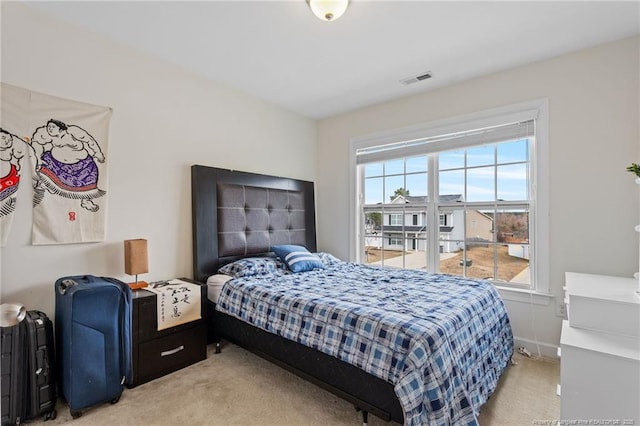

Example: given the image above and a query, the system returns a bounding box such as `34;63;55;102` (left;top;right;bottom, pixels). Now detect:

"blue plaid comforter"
216;258;513;426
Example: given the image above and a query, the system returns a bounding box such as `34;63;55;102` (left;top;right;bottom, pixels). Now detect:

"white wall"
316;36;640;356
0;4;316;318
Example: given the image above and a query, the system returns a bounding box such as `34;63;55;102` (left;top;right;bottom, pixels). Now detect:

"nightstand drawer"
136;322;206;384
135;293;193;342
134;286;207;342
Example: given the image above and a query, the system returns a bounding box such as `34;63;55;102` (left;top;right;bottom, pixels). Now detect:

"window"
351;101;549;291
389;237;403;246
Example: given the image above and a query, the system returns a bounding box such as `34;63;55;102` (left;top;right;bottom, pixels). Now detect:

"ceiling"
25;1;640;119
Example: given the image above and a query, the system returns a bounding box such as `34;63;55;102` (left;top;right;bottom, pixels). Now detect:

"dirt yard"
440;245;528;282
364;246;528;282
363;248;404;263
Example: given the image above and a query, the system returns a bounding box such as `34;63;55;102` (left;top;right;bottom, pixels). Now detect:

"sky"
363;138;530;205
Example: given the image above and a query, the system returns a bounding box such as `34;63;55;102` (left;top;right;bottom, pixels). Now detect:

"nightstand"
129;279;207;387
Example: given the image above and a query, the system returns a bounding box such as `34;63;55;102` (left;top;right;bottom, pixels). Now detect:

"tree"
366;212;382;228
391;187;409;201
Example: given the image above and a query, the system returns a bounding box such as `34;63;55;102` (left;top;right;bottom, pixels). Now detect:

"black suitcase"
1;320;27;425
0;310;56;425
23;311;57;422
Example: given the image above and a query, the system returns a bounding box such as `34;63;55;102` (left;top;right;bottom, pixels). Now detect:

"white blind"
356;120;535;165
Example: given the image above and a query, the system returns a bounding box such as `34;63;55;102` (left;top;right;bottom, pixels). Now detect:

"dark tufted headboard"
191;165;317;283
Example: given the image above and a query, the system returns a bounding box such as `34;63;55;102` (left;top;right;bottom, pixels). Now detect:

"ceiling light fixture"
307;0;349;22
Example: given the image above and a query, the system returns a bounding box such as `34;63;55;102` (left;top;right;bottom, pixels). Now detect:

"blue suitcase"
54;275;132;418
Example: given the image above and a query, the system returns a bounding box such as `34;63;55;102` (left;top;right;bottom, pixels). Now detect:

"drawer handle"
161;345;185;357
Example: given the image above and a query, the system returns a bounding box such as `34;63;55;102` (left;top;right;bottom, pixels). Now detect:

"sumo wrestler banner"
1;83;112;245
0;83;31;246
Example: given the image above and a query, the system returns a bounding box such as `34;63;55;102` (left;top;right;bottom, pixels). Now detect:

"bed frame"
191;165;404;424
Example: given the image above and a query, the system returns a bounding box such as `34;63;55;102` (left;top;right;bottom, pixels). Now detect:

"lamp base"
128;281;149;290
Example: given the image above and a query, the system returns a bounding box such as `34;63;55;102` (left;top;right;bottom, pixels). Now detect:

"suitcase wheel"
70;410;82;419
44;409;57;421
110;395;120;404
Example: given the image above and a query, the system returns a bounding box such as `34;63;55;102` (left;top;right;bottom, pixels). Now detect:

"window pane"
496;209;529;244
465;209;494;242
385;176;405;202
406;173;427;200
407;244;428;271
451;208;495;280
497;139;528;164
439;169;464;199
385;158;404;175
439;149;464;170
466;245;495;280
467;144;494;167
365;162;383;178
439;241;463;276
382;236;406;267
494;208;530;284
439;206;463;276
497;164;528;201
406;155;427;173
439;237;462;255
498;243;530;285
363;236;381;263
364;177;383;204
467;166;495;202
364;212;382;232
438;209;463;244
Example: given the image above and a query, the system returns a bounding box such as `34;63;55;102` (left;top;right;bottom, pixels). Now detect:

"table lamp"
124;239;149;289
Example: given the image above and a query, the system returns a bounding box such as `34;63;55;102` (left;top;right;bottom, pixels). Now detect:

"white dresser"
560;272;640;422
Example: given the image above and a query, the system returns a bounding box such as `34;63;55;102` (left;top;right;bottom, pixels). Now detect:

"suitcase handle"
160;345;184;357
57;279;77;295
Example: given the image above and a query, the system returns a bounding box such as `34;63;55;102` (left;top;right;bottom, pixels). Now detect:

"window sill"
495;285;554;306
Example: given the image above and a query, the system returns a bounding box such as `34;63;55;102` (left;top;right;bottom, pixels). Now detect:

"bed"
191;165;514;426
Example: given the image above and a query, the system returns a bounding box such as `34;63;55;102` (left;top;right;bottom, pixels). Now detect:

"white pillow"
206;274;231;304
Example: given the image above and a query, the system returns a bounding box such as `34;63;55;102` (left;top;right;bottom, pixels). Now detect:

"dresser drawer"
136;322;206;385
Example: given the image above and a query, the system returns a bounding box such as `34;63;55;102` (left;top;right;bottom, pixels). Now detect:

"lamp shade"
124;239;148;276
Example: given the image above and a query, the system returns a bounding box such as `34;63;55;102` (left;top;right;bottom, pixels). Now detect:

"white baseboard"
513;336;559;359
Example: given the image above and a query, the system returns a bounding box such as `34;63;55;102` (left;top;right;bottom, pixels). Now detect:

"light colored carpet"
38;342;559;425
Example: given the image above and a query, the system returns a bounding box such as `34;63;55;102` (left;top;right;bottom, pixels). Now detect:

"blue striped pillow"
272;245;325;273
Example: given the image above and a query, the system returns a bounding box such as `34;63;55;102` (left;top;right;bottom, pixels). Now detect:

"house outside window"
352;100;549;292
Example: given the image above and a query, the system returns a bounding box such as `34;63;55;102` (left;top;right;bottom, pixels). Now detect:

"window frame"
349;99;550;295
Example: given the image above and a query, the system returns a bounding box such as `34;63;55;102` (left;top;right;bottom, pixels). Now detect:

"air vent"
400;71;433;85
